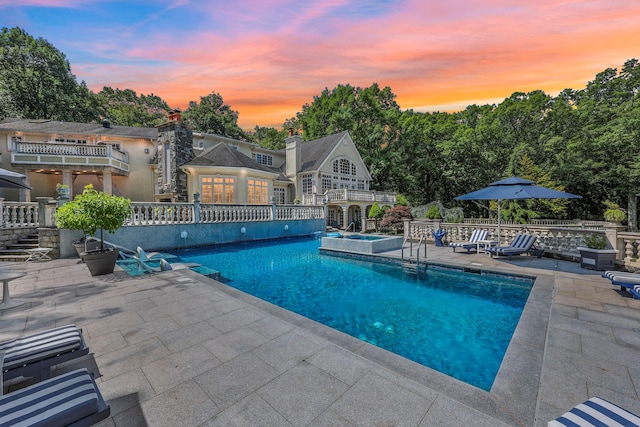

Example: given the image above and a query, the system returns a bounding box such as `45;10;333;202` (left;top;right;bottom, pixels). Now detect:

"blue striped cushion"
498;234;536;251
468;229;488;243
603;271;640;281
449;230;488;247
548;397;640;426
0;369;98;427
0;325;82;371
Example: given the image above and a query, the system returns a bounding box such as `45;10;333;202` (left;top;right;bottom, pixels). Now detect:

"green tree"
0;27;98;121
96;87;170;127
183;91;249;140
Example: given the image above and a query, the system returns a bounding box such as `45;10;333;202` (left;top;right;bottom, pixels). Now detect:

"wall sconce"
144;148;150;154
284;224;289;231
180;231;188;239
240;227;246;234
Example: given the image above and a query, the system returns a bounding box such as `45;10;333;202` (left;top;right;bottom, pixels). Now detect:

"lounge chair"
160;259;200;271
0;367;110;427
548;397;640;426
1;324;89;382
448;229;489;253
136;246;164;261
133;256;160;273
489;233;538;260
602;271;640;297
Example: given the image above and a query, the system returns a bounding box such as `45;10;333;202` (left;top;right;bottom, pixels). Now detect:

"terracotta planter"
81;249;119;276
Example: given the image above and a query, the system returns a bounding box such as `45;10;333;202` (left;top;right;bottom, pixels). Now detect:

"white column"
62;170;73;198
342;206;348;229
103;170;112;194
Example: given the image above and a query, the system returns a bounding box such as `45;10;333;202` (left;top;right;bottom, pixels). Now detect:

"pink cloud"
18;0;640;129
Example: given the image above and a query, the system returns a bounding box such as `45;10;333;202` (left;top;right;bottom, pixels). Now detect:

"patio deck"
1;244;639;426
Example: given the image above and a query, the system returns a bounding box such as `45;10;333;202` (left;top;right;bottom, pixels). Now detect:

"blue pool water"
171;237;533;390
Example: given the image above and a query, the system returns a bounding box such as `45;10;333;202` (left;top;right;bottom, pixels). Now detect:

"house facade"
0;115;395;230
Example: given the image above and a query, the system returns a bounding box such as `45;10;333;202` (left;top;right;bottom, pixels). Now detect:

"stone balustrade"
406;220;620;259
126;202;325;225
0;200;39;228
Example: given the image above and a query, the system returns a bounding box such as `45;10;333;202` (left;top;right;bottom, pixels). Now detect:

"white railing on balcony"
324;189;396;203
12;141;129;170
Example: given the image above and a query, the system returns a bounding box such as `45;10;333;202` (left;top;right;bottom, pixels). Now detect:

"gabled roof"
184;142;276;174
299;131;349;173
0;118;158;140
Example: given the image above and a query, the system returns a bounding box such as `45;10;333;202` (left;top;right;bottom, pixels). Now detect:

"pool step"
401;262;428;278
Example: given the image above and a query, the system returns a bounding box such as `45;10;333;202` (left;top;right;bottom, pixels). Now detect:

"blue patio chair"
448;229;488;253
1;324;89;381
489;233;538;260
548;397;640;426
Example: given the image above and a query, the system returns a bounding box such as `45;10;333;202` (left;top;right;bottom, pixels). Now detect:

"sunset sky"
3;1;640;129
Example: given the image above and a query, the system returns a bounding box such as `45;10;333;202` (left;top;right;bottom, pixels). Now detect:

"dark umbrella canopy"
0;168;31;190
455;177;581;201
454;176;581;239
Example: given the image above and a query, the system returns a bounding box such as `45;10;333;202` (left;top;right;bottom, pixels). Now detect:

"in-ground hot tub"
320;234;403;254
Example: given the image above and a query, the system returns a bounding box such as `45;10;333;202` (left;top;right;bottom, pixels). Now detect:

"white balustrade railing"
126;202;324;225
1;202;38;228
128;203;194;225
15;142;129;163
323;189;396;203
276;205;324;220
199;204;271;223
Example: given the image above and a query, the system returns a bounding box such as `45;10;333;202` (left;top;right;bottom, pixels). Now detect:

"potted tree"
577;234;618;271
55;185;132;275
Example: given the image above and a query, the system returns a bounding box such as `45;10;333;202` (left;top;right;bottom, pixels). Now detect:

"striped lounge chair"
489;234;538;260
548;397;640;426
0;367;110;427
602;271;640;298
448;229;489;253
1;324;89;382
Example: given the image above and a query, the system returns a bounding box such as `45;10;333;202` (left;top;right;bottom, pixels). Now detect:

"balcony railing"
11;141;129;172
302;190;397;205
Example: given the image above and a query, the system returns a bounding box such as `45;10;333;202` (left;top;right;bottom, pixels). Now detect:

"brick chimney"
168;109;182;122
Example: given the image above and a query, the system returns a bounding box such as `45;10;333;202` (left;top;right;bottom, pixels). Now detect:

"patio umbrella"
0;168;31;189
454;176;581;240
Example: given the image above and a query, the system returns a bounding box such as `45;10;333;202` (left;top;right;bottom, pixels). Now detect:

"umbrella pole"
497;200;501;244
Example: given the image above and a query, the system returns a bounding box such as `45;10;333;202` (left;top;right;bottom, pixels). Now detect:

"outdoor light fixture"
240;227;246;234
284;224;289;231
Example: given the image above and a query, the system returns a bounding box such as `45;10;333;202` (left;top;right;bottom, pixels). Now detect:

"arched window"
333;158;356;176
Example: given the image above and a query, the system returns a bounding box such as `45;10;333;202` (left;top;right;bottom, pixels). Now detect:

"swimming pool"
171;237;534;390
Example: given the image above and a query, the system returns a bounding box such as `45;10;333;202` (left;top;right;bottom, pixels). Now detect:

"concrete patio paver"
1;245;640;426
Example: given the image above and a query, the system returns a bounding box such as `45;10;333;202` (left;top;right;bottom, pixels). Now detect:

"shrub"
583;235;607;249
425;205;442;219
380;205;413;233
395;194;410;207
368;202;384;219
603;200;626;223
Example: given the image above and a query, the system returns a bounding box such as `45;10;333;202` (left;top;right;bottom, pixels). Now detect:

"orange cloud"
10;0;640;129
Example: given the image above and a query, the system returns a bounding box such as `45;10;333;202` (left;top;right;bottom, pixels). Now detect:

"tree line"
2;27;639;224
